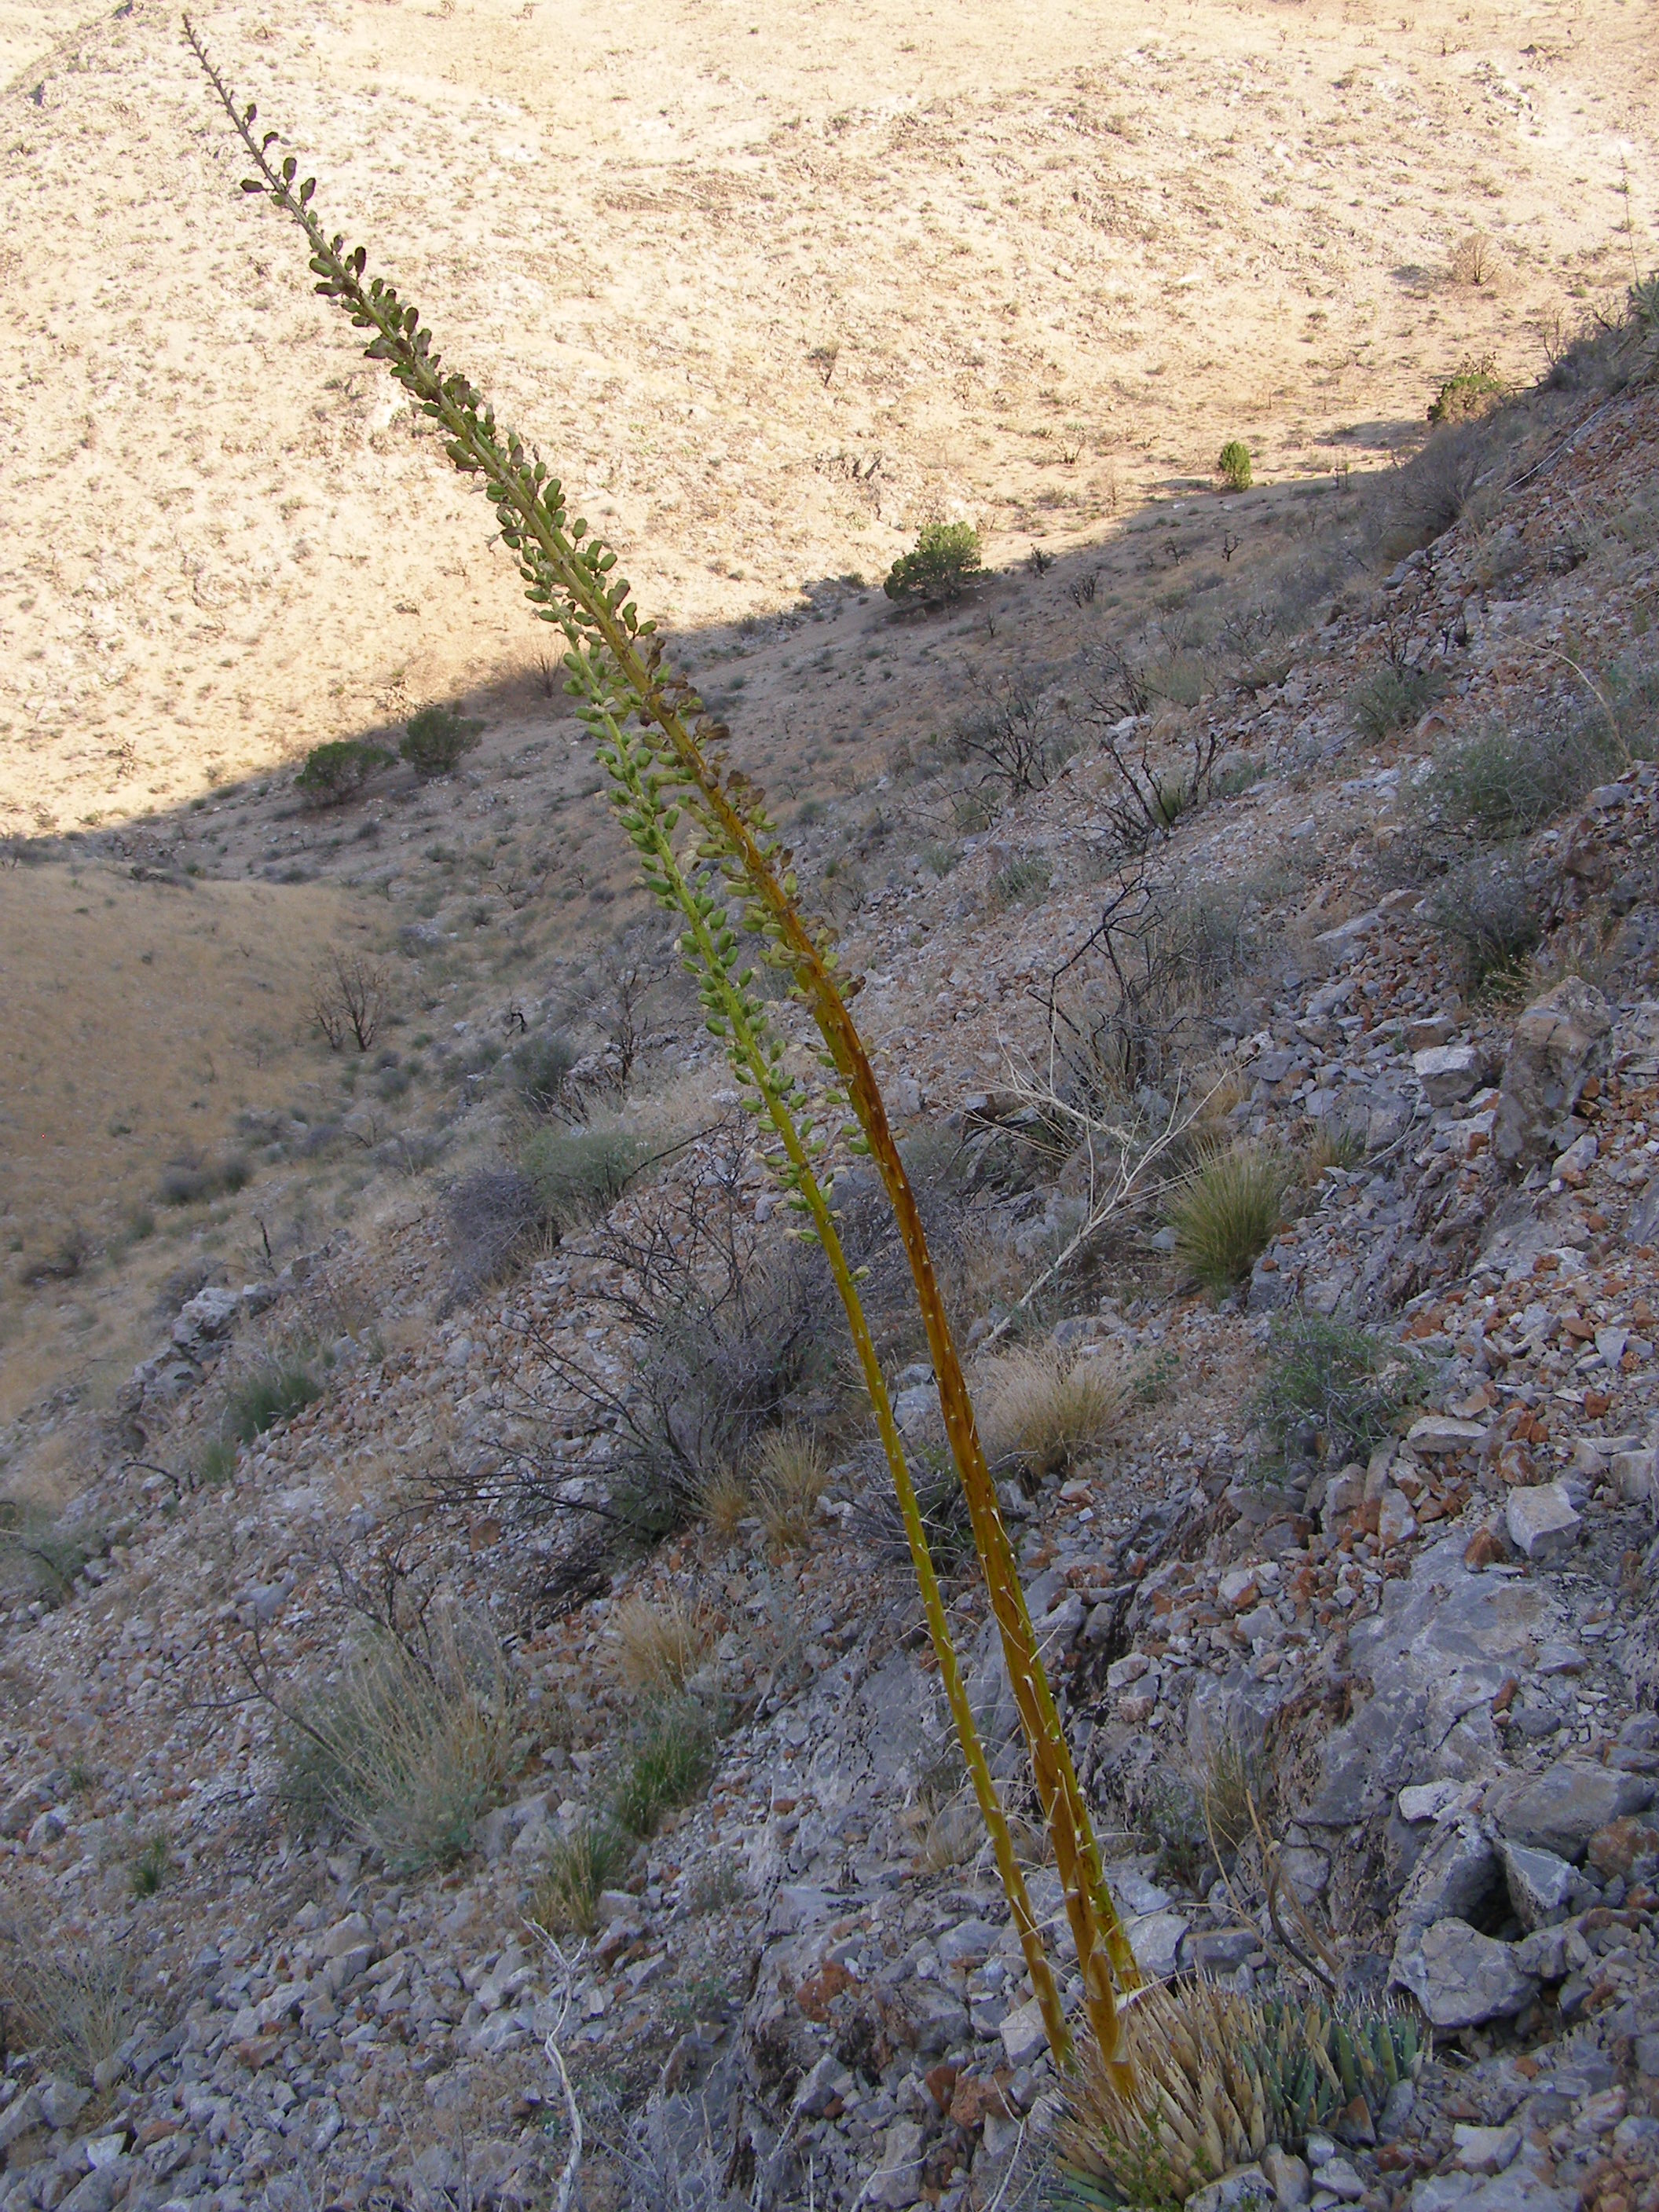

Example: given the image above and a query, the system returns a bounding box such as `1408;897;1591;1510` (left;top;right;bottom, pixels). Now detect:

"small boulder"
1586;1816;1659;1880
1408;1415;1490;1457
1504;1482;1580;1563
1498;1838;1579;1928
1485;1760;1654;1862
1414;1043;1482;1108
1391;1917;1535;2027
1492;977;1611;1168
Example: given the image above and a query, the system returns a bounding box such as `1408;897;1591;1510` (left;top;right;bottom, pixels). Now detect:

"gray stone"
1452;2126;1520;2174
1415;1044;1482;1107
1391;1917;1536;2027
38;2079;90;2131
1187;2166;1276;2212
998;1997;1047;2068
1492;977;1611;1167
1504;1481;1581;1562
1628;1176;1659;1250
1306;1536;1565;1826
1407;1415;1490;1456
1188;1927;1259;1972
1513;1925;1570;1981
1396;1815;1500;1941
1612;1448;1657;1504
1263;2146;1311;2209
1485;1760;1654;1862
0;2088;42;2150
1123;1910;1188;1981
1454;2172;1573;2212
1498;1840;1578;1929
864;2119;925;2208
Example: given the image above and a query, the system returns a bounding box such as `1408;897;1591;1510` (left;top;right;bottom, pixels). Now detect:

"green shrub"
1430;846;1543;991
0;1499;94;1601
520;1125;645;1231
1427;356;1505;427
0;1929;132;2082
1167;1145;1291;1294
510;1030;577;1116
536;1818;632;1936
129;1833;170;1898
1417;714;1623;840
884;521;983;610
988;853;1052;909
157;1154;251;1207
224;1355;323;1442
280;1619;516;1872
295;738;393;807
1252;1313;1426;1470
1217;441;1253;492
401;703;484;778
611;1697;715;1838
1349;661;1444;742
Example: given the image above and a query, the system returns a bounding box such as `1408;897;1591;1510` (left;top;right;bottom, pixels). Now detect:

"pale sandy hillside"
1;0;1653;838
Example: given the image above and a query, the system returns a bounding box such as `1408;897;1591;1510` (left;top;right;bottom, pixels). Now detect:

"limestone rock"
1503;1482;1580;1563
1391;1917;1535;2027
1497;1839;1579;1928
1485;1760;1655;1862
1492;977;1611;1167
1414;1043;1482;1107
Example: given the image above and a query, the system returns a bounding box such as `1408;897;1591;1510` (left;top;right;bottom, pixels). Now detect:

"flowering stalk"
185;18;1141;2075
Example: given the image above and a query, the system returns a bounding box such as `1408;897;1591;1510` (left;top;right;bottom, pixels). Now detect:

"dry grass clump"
980;1347;1128;1481
280;1613;517;1873
698;1463;752;1542
0;1921;132;2081
752;1428;830;1551
610;1592;710;1694
1166;1144;1291;1295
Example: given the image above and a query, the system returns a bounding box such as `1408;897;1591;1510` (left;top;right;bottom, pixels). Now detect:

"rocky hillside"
2;287;1659;2212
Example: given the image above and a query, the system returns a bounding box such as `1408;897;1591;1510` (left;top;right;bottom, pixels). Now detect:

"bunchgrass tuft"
280;1617;517;1873
535;1818;632;1937
1166;1144;1291;1294
610;1593;710;1694
752;1428;830;1551
611;1697;715;1839
981;1348;1129;1481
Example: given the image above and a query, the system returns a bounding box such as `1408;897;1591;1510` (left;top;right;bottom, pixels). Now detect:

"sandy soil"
2;0;1654;840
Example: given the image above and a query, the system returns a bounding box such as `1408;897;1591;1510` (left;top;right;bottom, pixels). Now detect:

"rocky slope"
1;351;1658;2212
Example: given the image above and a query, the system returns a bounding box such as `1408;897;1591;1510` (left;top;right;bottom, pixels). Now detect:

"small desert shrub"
519;1125;645;1231
611;1697;715;1838
1430;846;1544;991
130;1833;170;1898
1216;440;1253;492
980;1347;1128;1481
1449;231;1500;287
884;521;983;609
753;1428;830;1551
536;1818;631;1937
1428;355;1505;426
0;1931;133;2080
1349;660;1442;741
1252;1313;1426;1470
401;702;484;778
295;738;393;807
988;853;1052;910
611;1593;710;1694
0;1497;93;1601
1382;424;1487;550
224;1353;323;1442
197;1436;239;1486
1167;1144;1291;1294
446;1166;547;1299
511;1030;577;1117
158;1153;251;1207
1417;714;1622;840
686;1856;744;1914
280;1619;517;1872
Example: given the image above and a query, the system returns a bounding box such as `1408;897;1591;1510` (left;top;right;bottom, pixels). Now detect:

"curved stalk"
184;18;1141;2071
585;693;1071;2065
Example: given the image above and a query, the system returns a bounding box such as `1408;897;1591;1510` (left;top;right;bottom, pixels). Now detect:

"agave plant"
1053;1979;1423;2208
184;22;1141;2072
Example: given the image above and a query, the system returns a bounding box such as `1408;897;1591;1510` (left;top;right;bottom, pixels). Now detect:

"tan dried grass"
610;1592;711;1694
980;1346;1129;1480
